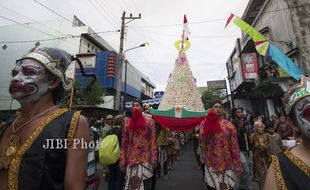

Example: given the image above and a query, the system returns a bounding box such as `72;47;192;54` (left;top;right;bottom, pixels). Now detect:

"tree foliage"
201;89;226;110
73;80;105;106
59;79;105;107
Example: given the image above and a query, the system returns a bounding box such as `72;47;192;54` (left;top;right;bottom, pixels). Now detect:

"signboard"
241;53;258;79
154;91;164;98
207;80;226;90
231;51;243;91
76;53;96;68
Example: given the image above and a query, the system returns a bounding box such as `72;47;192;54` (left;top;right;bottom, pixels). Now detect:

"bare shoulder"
263;158;278;190
75;114;91;139
65;113;90;189
78;114;88;126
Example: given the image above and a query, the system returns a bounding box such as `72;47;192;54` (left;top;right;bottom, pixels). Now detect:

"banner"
241;53;258;79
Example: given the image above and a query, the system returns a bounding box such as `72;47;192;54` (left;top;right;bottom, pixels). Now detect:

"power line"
93;0;120;27
32;0;93;33
129;18;227;28
130;0;141;14
0;4;82;47
33;0;74;25
128;4;309;28
0;13;119;48
0;15;57;38
0;29;120;44
87;0;118;29
129;26;241;39
0;4;68;37
115;0;127;13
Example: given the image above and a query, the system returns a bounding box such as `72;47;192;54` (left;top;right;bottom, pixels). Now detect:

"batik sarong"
204;166;237;190
124;162;153;190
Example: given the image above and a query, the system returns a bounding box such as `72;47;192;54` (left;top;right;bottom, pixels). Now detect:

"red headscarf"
202;109;222;136
129;108;146;131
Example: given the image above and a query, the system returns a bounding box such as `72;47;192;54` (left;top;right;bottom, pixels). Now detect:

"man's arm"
263;165;278;190
65;115;91;190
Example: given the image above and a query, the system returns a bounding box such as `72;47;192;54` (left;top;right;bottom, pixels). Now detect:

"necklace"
12;105;58;133
0;105;58;169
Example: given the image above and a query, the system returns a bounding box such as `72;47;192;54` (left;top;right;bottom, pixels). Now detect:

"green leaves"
201;89;225;110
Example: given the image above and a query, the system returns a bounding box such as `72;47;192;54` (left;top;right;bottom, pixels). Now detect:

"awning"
125;98;162;108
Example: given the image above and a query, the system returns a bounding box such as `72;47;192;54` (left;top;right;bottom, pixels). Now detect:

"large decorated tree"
150;41;207;131
150;15;207;131
159;50;204;112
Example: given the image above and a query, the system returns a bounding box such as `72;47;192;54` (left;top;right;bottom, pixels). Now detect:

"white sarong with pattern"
204;166;237;190
124;162;153;190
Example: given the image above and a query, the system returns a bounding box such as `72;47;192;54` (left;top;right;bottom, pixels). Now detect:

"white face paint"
293;96;310;140
9;59;50;103
254;122;265;134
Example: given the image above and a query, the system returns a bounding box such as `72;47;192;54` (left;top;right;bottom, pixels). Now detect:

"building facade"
0;16;155;111
227;0;309;119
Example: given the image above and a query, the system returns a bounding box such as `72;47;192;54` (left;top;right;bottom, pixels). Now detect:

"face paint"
254;121;265;134
9;59;50;103
293;96;310;139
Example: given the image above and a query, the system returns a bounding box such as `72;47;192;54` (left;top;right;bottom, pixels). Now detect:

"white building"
0;16;155;111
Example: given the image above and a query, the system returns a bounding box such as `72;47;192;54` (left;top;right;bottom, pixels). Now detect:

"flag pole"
181;15;185;50
181;31;185;50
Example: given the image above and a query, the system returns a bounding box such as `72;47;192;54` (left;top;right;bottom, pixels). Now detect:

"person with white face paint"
263;76;310;190
0;47;91;190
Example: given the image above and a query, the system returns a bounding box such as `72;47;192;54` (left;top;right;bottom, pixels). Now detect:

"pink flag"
182;15;191;40
225;13;235;28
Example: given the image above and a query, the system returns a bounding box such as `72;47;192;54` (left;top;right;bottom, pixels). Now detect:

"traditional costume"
0;47;86;190
270;76;310;189
120;107;157;190
200;110;242;189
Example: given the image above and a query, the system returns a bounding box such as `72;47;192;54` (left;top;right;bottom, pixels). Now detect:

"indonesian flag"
182;14;191;40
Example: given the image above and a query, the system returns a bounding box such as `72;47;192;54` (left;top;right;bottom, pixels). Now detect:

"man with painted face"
0;47;91;190
263;76;310;190
119;99;157;190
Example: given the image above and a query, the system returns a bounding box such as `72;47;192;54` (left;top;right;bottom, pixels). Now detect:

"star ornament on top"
283;76;310;114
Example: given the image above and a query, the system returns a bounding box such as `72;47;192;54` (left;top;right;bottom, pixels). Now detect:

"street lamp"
124;42;149;54
122;42;149;113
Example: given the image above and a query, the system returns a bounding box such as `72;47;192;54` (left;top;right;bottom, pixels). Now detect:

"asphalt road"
155;145;206;190
94;143;259;190
95;144;206;190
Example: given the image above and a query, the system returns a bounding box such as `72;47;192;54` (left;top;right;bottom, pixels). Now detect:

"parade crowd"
0;47;309;190
90;98;308;190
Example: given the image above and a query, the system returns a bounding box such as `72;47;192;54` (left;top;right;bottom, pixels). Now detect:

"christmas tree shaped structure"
159;50;204;112
150;40;207;131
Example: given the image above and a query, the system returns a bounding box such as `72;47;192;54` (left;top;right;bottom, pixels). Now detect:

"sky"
0;0;249;91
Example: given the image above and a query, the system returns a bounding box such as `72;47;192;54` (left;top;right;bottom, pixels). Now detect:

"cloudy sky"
0;0;249;91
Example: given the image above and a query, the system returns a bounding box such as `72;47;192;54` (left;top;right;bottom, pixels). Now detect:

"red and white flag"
182;14;191;40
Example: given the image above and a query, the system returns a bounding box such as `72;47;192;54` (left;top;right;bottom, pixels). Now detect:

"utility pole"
115;11;141;111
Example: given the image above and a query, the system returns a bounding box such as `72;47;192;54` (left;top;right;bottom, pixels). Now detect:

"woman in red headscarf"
119;99;157;190
199;100;242;190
